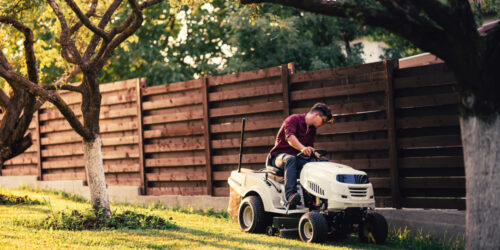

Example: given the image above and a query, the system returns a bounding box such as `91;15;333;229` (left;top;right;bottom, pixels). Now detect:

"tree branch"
0;63;91;139
46;0;84;65
83;0;124;61
69;0;99;35
0;16;39;83
0;89;9;108
44;67;83;93
64;0;110;41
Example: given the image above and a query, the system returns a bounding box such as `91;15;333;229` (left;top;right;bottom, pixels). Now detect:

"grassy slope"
0;188;461;250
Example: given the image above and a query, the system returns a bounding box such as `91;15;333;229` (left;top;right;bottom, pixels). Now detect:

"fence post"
35;110;43;181
136;78;147;195
384;59;401;208
281;63;293;117
202;77;213;196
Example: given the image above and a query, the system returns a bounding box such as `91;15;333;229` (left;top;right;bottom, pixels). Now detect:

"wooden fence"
0;60;465;210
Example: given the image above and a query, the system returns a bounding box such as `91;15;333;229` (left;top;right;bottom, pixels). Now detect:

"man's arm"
287;135;314;156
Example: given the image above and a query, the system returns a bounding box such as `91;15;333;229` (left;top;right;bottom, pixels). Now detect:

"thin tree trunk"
83;135;110;216
460;115;500;249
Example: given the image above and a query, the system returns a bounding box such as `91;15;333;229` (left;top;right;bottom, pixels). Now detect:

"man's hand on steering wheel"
300;146;315;157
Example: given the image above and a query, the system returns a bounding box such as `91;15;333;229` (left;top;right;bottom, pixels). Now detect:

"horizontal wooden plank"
212;153;268;165
213;171;231;181
292;99;386;115
142;79;203;96
144;137;204;153
209;84;282;102
101;136;139;147
147;186;207;196
42;147;83;157
4;156;37;165
40;107;137;121
101;122;138;133
146;171;206;181
211;136;274;149
208;66;281;86
145;156;206;167
401;198;465;210
144;126;204;138
104;164;140;173
375;197;393;208
398;135;462;149
102;151;140;160
290;62;386;83
41;134;81;145
290;81;385;102
211;118;283;133
213;187;229;196
142;95;202;111
1;167;37;176
394;72;455;89
334;158;389;170
399;156;464;169
370;178;391;189
395;93;458;108
398;53;443;69
42;159;84;169
315;139;389;152
396;115;459;129
143;110;203;125
318;119;387;134
99;79;138;93
210;101;283;118
400;177;465;189
43;172;85;181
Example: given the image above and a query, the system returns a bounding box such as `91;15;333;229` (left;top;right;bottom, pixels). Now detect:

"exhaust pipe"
237;118;246;173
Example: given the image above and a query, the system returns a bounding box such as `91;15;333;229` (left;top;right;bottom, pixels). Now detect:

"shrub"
0;193;43;205
34;207;177;231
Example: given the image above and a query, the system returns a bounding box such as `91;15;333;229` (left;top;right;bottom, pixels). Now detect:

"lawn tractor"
227;119;388;244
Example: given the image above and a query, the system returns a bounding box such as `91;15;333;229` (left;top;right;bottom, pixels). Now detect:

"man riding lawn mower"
228;103;388;244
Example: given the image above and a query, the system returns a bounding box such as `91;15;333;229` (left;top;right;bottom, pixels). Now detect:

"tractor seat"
266;154;284;177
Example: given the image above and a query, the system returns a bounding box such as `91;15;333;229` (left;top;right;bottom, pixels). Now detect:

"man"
269;103;334;209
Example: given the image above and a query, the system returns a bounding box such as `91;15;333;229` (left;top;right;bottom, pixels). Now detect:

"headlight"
336;174;369;184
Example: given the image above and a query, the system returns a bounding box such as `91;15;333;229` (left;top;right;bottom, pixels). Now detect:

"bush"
33;207;177;231
0;193;43;205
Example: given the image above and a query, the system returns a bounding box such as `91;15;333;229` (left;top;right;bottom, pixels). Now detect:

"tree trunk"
83;135;110;216
460;115;500;249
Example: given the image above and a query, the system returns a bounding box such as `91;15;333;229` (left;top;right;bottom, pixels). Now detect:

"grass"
0;187;463;249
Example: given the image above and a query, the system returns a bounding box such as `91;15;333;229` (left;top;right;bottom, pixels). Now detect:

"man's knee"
282;155;297;169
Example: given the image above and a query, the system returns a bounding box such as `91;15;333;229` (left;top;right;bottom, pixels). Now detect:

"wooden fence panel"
393;63;465;210
141;78;207;195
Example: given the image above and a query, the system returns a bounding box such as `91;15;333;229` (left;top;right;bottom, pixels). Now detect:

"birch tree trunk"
461;115;500;249
83;135;110;216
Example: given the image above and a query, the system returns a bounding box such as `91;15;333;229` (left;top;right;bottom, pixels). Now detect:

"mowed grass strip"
0;188;462;250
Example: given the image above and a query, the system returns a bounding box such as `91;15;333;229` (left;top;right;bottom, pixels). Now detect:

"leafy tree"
241;0;500;248
0;0;165;216
99;1;366;85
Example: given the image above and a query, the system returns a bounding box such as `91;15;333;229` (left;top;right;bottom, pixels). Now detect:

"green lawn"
0;187;462;249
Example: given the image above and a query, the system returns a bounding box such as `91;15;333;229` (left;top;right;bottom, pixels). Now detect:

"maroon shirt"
270;114;316;157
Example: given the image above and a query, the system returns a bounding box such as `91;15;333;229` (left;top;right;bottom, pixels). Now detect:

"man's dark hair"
309;103;333;123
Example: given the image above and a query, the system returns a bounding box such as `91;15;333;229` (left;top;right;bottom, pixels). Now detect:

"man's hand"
314;151;321;160
301;146;315;156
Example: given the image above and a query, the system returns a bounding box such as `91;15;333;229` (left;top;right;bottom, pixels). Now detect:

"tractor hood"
301;161;367;177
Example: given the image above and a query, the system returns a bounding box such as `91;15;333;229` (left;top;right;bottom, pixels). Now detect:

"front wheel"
358;212;388;244
298;212;328;243
238;196;268;233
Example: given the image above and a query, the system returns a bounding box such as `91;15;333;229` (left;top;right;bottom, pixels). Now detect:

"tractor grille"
348;187;367;197
309;181;324;196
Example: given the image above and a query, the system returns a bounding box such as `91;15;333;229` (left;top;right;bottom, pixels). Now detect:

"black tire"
238;196;268;233
358;212;388;244
298;212;328;243
265;226;276;236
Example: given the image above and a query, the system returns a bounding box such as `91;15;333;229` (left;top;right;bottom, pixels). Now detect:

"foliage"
368;28;422;60
100;1;365;86
387;227;464;250
27;207;177;231
0;192;43;205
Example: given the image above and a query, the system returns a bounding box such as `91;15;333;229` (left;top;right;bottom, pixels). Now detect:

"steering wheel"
296;149;327;161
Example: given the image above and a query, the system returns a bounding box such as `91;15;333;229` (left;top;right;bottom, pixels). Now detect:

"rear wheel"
358;212;388;244
298;212;328;243
238;196;268;233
